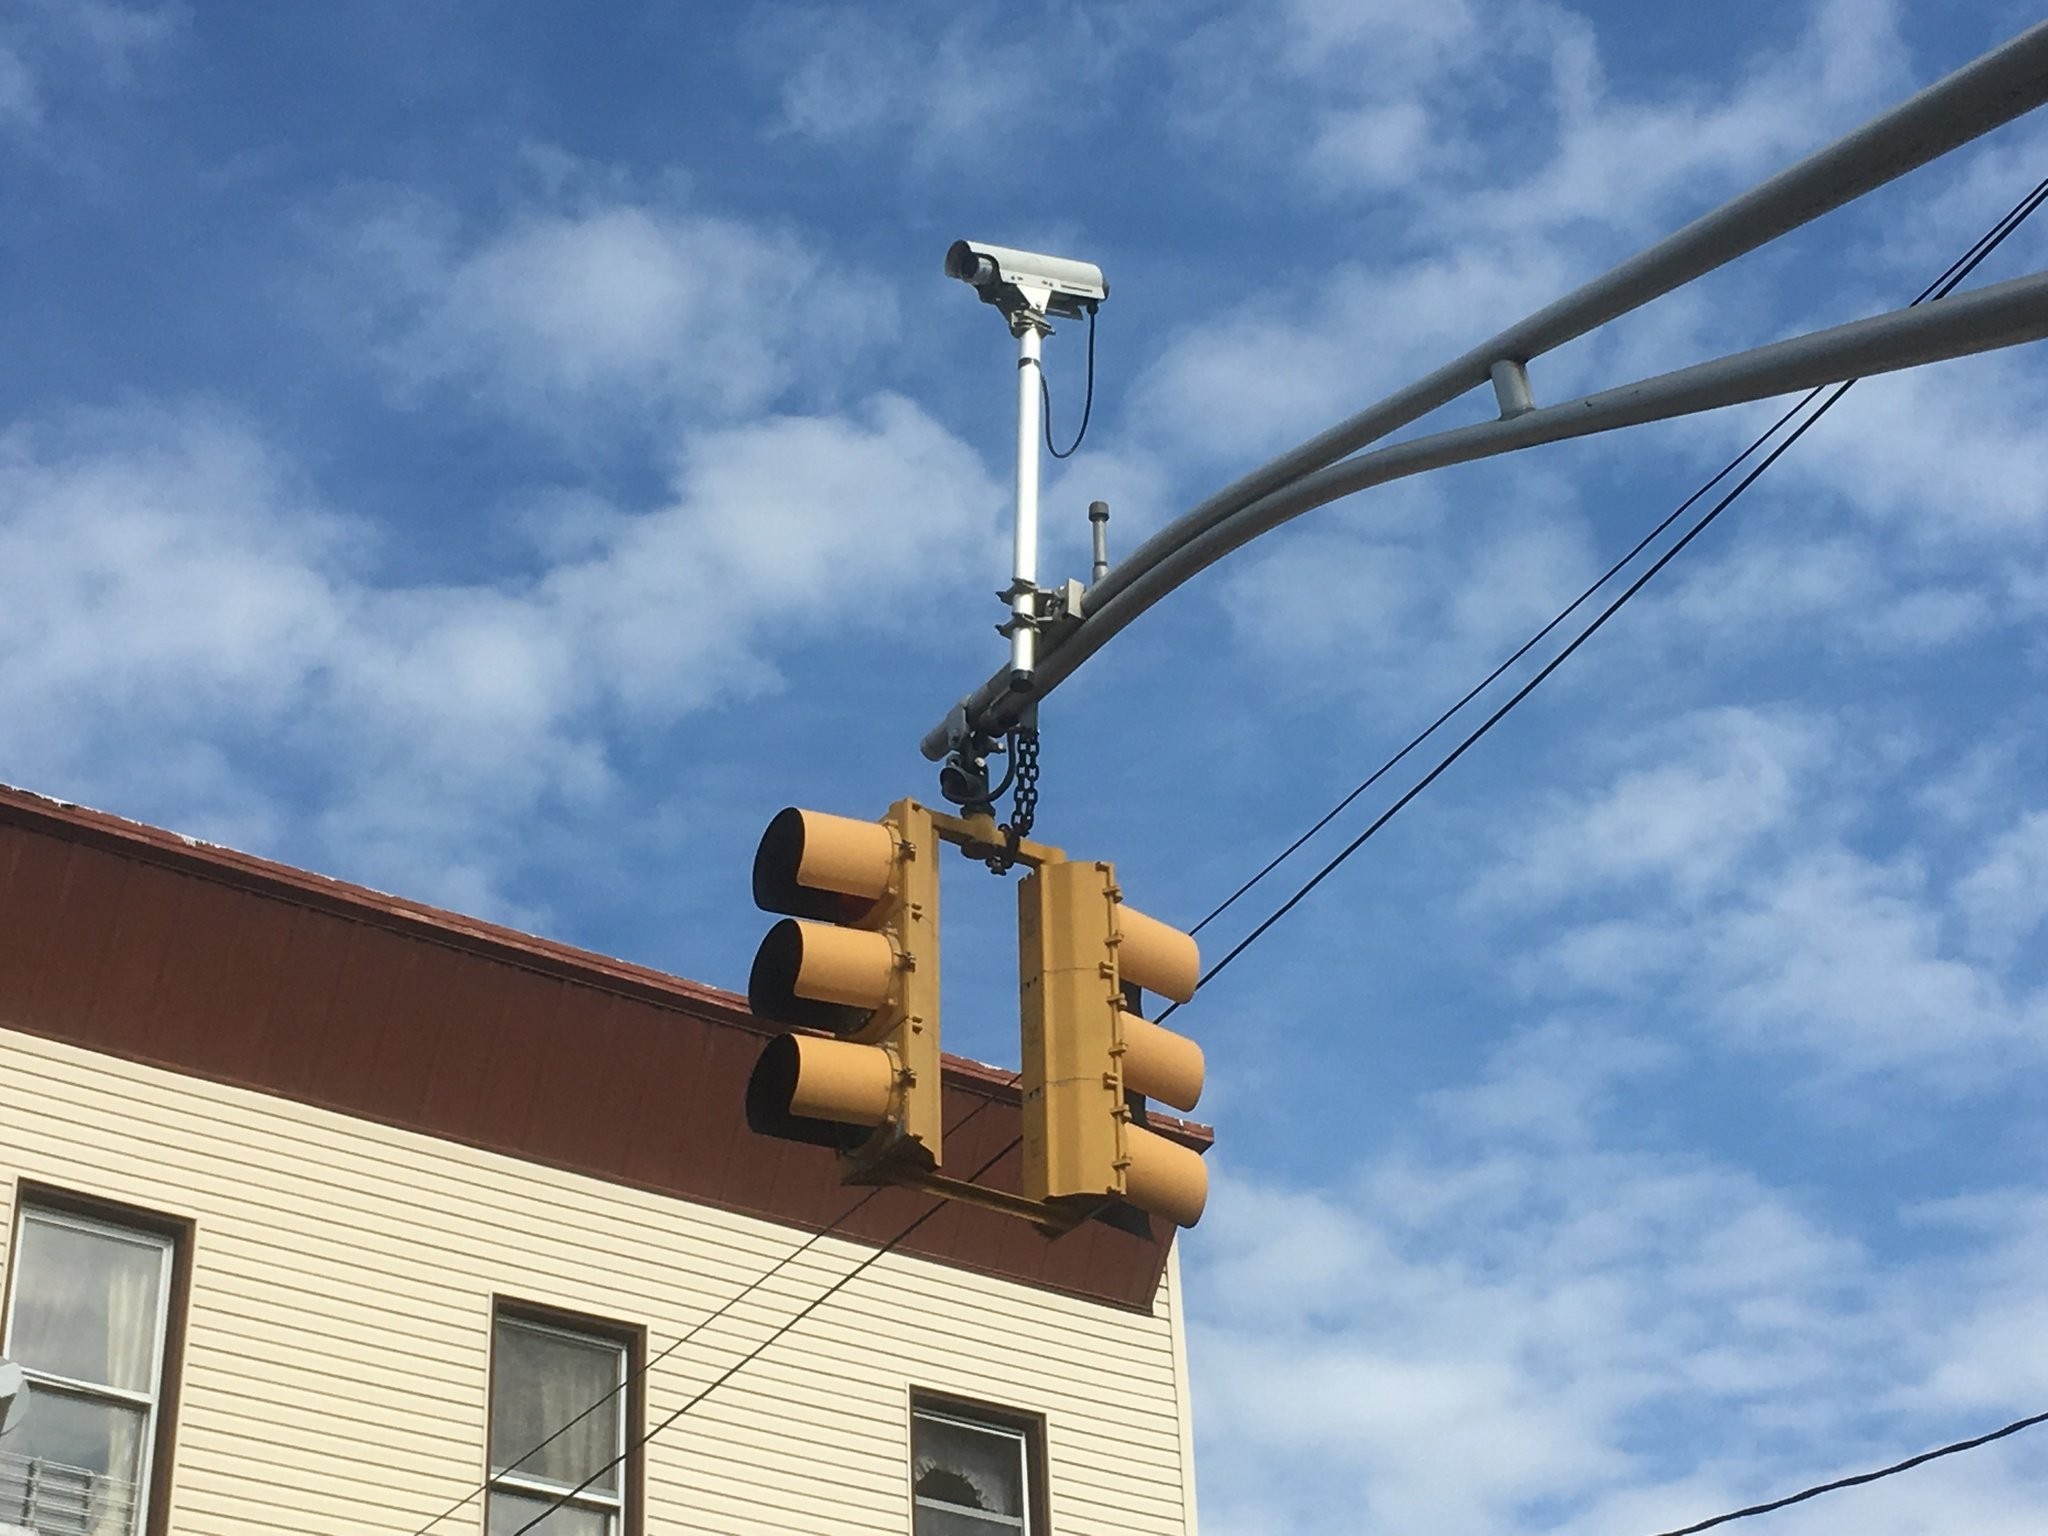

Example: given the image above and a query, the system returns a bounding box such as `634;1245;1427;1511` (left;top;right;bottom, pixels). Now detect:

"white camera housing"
945;240;1107;323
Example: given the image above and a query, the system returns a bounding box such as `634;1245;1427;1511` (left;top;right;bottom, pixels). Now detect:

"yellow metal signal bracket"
841;802;1104;1234
870;1167;1105;1237
925;806;1065;871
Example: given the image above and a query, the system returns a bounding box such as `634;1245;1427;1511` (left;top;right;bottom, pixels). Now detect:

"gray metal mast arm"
923;19;2048;760
1050;268;2048;698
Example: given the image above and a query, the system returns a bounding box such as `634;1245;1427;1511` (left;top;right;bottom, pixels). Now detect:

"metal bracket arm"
926;805;1064;870
872;1167;1098;1236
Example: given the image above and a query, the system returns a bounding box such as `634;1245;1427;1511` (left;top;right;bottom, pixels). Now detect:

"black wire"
412;1094;1007;1536
504;1128;1026;1536
1643;1406;2048;1536
1161;377;1851;1016
1190;173;2048;942
1043;303;1097;459
1188;394;1814;937
1162;173;2048;1019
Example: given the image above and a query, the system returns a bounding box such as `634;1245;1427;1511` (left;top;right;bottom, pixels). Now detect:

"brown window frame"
1;1180;193;1536
909;1388;1052;1536
486;1296;646;1536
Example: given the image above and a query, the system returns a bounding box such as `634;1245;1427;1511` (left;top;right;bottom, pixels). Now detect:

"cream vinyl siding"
0;1028;1198;1536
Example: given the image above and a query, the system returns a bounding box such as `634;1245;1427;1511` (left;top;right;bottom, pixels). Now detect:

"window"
910;1395;1048;1536
487;1309;634;1536
1;1200;179;1536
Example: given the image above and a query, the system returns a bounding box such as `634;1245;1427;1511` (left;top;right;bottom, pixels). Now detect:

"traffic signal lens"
1118;904;1199;1003
1122;1013;1204;1113
748;918;897;1031
754;807;898;921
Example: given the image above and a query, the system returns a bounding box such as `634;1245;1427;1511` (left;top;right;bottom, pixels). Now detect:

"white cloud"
1217;476;1600;708
1455;0;1906;240
341;185;896;434
1915;737;2029;831
1769;358;2048;550
1131;241;1588;471
0;395;999;915
1429;1019;1679;1147
1190;1015;2048;1536
0;43;38;128
0;0;182;137
756;4;1135;166
1480;709;2048;1082
1954;812;2048;969
1480;709;1831;908
1172;0;1905;227
1700;846;2038;1076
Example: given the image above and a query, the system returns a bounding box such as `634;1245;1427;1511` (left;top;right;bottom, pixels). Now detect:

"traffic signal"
745;800;942;1173
1019;859;1208;1227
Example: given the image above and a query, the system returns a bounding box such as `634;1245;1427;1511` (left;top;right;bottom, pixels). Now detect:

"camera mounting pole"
1003;307;1052;691
945;239;1110;705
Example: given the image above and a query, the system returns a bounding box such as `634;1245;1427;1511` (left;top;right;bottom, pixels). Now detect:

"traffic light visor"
1124;1123;1209;1228
749;918;897;1031
1122;1013;1204;1113
746;1034;896;1140
1118;905;1199;1004
754;807;898;921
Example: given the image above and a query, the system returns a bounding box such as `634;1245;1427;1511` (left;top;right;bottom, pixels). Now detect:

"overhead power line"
497;1121;1027;1536
1164;172;2048;1018
1643;1406;2048;1536
411;1091;1007;1536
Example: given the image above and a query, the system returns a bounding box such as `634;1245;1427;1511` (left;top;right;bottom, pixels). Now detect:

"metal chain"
985;726;1040;874
1010;727;1040;839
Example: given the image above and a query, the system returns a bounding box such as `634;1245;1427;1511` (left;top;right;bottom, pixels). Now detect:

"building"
0;785;1207;1535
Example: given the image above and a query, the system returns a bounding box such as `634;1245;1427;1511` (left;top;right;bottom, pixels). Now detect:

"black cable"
505;1128;1027;1536
1188;393;1814;938
1162;173;2048;1018
1161;377;1849;1016
1643;1406;2048;1536
1043;303;1097;459
1191;173;2048;941
412;1092;1007;1536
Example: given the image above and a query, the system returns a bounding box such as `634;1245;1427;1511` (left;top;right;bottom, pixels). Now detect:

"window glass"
485;1488;612;1536
1;1202;177;1536
488;1320;621;1493
912;1409;1030;1534
485;1311;629;1536
9;1215;166;1394
915;1510;1022;1536
0;1386;147;1529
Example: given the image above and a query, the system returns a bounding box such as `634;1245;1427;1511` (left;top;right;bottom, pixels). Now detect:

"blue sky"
6;1;2048;1532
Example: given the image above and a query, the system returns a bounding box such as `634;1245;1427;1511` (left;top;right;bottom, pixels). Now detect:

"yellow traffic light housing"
745;801;942;1174
1019;859;1209;1228
739;796;1213;1235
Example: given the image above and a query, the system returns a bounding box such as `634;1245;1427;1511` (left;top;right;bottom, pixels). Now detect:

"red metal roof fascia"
0;783;750;1020
0;784;1213;1147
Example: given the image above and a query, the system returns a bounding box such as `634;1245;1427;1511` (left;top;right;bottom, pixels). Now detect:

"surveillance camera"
945;240;1107;323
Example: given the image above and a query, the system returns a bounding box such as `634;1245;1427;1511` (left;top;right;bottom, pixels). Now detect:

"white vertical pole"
1010;321;1044;685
